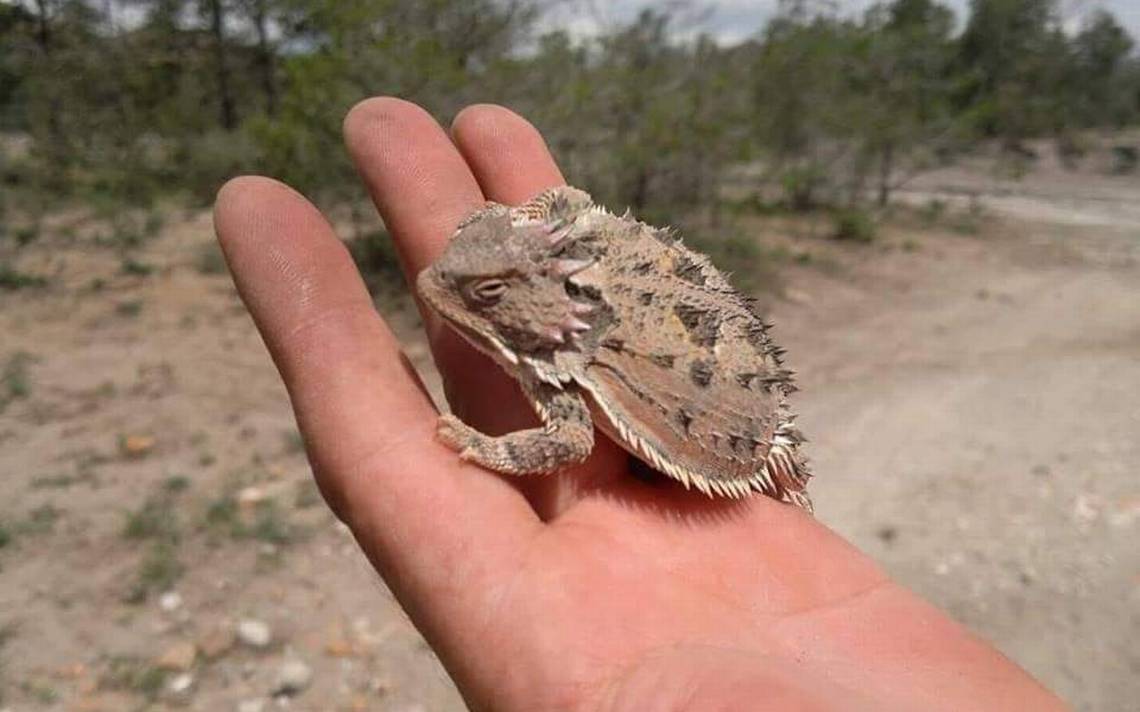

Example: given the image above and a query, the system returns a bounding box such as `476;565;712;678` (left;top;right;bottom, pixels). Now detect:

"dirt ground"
1;160;1138;710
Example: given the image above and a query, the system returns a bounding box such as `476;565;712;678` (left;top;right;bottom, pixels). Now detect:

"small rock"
1109;497;1140;528
238;486;269;509
156;641;197;671
324;630;354;658
53;663;88;679
237;701;265;712
168;672;194;695
347;696;369;712
237;619;272;649
875;525;898;545
1073;493;1101;525
121;434;155;457
199;626;237;660
273;658;313;696
159;591;183;612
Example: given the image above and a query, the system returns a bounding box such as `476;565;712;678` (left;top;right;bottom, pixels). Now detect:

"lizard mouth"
415;267;520;367
444;316;520;367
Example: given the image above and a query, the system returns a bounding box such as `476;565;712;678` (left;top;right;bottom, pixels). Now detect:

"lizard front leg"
436;380;594;475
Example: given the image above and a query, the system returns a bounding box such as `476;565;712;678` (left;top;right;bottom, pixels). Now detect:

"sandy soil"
0;167;1137;710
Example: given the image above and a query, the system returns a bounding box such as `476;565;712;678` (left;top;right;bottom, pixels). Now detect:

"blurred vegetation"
121;476;189;603
1;0;1138;256
0;351;33;411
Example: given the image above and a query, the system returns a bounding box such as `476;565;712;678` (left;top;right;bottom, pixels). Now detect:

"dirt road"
1;185;1137;710
780;213;1140;711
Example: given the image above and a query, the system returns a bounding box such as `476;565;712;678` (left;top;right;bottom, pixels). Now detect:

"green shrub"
174;129;263;205
1;352;33;409
194;242;228;275
122;482;187;603
0;265;47;290
115;300;144;317
14;225;40;247
920;198;947;225
120;258;154;277
951;196;986;235
1110;145;1137;175
831;209;876;243
100;655;168;699
127;541;183;602
21;504;61;535
123;497;180;543
203;492;295;545
780;164;826;211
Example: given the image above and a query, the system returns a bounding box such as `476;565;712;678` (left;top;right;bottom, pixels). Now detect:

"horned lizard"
416;186;813;511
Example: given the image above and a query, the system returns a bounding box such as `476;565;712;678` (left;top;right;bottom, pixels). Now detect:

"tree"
750;6;863;208
1070;10;1136;127
854;0;958;205
10;1;112;170
3;0;1139;230
250;0;539;208
234;0;279;116
0;3;36;130
202;0;237;129
957;0;1069;143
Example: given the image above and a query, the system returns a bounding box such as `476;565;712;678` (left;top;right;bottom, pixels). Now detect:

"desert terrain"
1;155;1138;710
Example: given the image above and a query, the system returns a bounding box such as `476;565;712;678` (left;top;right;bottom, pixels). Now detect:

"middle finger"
343;96;542;471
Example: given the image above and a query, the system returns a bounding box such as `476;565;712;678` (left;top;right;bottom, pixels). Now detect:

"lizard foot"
436;414;481;461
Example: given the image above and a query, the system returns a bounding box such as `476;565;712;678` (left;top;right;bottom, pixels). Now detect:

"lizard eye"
470;278;509;305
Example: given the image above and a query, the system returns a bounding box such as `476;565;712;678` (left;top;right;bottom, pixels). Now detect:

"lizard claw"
457;447;478;463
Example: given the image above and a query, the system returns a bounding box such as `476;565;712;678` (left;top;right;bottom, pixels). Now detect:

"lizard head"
416;208;597;368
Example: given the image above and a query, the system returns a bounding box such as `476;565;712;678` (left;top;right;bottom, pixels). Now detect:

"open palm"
213;98;1065;711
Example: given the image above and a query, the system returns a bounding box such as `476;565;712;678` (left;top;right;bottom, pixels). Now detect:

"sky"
544;1;1140;45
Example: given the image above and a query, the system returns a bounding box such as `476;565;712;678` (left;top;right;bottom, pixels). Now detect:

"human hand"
213;98;1068;711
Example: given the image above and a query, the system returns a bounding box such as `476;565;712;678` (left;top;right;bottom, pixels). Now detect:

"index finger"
213;176;541;658
343;98;542;444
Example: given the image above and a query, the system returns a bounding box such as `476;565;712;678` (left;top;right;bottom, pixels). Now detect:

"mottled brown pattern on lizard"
416;187;813;510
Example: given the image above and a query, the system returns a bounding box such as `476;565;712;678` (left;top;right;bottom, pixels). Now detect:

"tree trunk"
32;0;66;153
630;168;650;213
252;0;278;116
878;141;895;207
208;0;238;130
33;0;52;53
